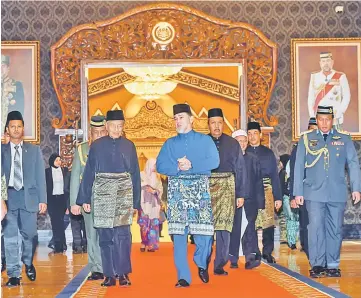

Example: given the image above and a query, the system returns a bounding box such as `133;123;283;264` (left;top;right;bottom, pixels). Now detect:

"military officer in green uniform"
294;105;361;278
70;115;107;280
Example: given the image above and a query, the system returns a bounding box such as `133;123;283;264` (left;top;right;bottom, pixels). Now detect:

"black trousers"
70;214;87;248
262;226;275;255
48;194;67;251
299;203;309;258
98;226;132;277
242;200;260;257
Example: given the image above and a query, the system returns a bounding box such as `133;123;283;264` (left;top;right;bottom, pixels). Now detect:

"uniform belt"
8;186;24;190
262;177;271;186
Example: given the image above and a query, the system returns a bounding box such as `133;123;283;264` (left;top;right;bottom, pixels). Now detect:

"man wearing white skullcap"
229;129;265;270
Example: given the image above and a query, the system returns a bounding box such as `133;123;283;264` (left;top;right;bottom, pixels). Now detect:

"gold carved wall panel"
51;3;278;130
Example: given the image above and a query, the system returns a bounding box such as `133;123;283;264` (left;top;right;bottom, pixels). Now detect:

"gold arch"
50;3;278;129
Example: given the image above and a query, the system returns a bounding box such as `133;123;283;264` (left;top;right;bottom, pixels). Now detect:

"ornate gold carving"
88;72;134;96
59;136;75;169
170;71;239;101
87;70;239;101
51;3;278;129
124;102;209;141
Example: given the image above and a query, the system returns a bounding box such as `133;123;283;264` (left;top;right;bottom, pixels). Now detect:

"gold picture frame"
1;41;40;144
291;38;361;140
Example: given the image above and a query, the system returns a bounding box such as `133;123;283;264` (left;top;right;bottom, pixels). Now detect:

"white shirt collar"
10;141;23;149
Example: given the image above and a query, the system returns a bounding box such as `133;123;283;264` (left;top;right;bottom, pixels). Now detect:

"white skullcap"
232;129;247;138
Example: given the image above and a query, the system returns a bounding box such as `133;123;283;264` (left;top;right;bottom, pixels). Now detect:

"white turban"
232;129;247;138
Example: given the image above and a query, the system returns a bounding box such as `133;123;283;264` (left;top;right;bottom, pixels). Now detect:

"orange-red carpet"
75;243;328;298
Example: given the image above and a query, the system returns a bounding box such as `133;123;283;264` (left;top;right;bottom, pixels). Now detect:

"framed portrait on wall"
291;38;361;140
1;41;40;144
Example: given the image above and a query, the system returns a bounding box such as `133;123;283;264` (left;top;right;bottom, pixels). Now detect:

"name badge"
331;141;344;146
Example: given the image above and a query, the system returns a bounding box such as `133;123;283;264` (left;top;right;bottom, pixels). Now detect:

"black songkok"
247;121;261;132
208;108;223;118
6;111;24;127
173;104;191;116
106;110;125;121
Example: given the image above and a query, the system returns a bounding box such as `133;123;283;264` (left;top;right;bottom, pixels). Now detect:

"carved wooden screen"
51;3;278;130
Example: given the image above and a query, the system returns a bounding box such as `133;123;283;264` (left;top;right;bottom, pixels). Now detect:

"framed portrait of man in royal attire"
291;38;361;140
1;41;40;144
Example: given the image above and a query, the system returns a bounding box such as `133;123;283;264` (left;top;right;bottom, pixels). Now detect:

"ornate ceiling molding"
51;3;278;129
88;70;239;101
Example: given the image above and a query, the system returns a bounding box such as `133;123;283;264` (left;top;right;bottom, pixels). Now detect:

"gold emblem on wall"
152;22;176;47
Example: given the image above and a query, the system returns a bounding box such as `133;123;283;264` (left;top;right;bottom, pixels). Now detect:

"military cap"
317;105;334;115
320;52;333;59
90;115;105;127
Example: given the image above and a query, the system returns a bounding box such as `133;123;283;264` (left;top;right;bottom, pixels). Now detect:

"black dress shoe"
289;244;297;250
230;263;238;269
101;276;116;287
326;268;341;278
214;268;228;276
309;266;326;278
198;268;209;283
6;277;20;287
175;279;190;287
245;259;261;270
262;254;276;263
119;274;131;286
73;246;83;254
82;245;87;253
87;272;104;280
25;264;36;281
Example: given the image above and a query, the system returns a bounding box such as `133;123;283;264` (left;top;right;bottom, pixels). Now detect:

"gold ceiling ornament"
123;66;182;100
51;3;278;129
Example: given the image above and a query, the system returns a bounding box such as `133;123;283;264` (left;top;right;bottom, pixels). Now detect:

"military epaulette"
337;129;351;136
77;141;88;147
77;143;88;166
300;129;313;136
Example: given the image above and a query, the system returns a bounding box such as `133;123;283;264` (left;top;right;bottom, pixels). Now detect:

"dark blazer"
45;166;70;207
1;142;46;212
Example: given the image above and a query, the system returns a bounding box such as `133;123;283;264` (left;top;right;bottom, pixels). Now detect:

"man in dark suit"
1;111;46;287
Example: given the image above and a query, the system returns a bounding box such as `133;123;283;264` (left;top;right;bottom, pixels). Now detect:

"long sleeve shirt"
246;145;282;202
244;152;265;209
76;136;141;209
156;130;219;176
210;133;246;198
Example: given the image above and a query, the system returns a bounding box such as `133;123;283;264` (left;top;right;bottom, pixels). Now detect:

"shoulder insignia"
300;129;313;136
337;130;350;136
77;144;88;166
77;141;88;147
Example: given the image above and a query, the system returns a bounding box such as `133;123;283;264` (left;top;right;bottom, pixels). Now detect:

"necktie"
13;145;22;191
323;134;328;142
